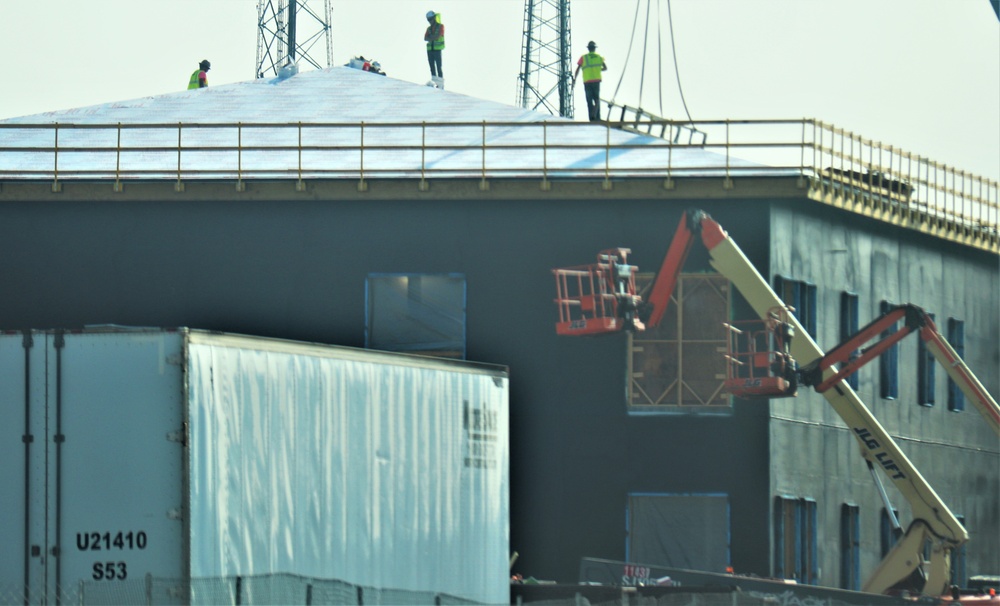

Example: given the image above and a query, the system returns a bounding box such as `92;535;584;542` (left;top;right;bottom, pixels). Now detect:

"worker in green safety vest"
424;10;445;89
188;60;210;90
573;41;607;121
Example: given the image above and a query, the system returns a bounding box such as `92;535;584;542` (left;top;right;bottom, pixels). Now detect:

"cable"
667;0;694;124
657;0;664;116
639;0;651;104
611;0;642;104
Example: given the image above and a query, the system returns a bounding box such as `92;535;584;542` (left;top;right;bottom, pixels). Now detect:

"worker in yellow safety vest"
424;10;445;89
573;42;607;121
188;60;211;90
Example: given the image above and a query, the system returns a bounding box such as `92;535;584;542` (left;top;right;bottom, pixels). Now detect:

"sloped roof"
0;67;764;180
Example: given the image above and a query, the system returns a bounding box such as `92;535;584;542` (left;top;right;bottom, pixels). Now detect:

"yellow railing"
1;118;996;251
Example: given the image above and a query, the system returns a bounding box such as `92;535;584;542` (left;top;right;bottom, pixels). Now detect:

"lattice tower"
256;0;333;78
516;0;573;118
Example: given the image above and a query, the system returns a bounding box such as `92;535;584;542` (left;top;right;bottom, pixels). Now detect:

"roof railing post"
296;121;306;191
51;123;61;192
602;120;612;190
419;121;429;191
174;122;184;192
540;121;550;191
664;123;675;190
722;120;733;190
113;123;123;193
358;121;367;192
796;119;806;188
480;120;489;191
236;122;245;192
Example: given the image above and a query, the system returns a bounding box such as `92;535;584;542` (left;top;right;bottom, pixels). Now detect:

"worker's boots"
432;76;445;90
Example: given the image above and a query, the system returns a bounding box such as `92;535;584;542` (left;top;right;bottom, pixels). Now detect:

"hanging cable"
656;0;664;116
638;0;651;105
667;0;695;124
611;0;642;105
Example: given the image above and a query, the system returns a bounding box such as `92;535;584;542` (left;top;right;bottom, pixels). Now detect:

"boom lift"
552;209;998;600
799;303;1000;437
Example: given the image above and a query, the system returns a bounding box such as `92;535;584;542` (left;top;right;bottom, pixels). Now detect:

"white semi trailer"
0;327;510;605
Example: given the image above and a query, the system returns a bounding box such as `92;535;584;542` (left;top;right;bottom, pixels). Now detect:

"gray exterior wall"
769;201;1000;587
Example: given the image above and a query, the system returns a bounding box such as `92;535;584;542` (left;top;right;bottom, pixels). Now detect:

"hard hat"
426;10;436;19
587;41;597;50
372;61;381;70
199;60;211;70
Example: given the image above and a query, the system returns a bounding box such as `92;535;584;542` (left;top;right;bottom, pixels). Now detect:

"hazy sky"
3;0;998;179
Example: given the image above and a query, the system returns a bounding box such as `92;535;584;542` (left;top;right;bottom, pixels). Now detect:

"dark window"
880;508;900;557
774;496;817;584
627;493;731;571
841;504;861;590
879;301;899;400
952;515;967;586
801;499;818;585
947;318;966;412
366;273;466;359
918;312;936;406
840;292;860;390
774;276;817;339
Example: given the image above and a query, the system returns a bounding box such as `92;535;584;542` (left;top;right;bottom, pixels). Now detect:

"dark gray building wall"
768;201;999;587
0;184;780;584
0;181;994;588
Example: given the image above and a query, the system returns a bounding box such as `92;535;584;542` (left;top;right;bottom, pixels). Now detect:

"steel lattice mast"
256;0;333;78
516;0;573;118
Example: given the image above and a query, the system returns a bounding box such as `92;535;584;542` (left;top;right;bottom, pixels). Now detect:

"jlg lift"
553;209;798;398
551;209;998;601
800;302;1000;436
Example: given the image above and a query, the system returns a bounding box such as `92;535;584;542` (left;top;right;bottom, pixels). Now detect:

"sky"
2;0;998;180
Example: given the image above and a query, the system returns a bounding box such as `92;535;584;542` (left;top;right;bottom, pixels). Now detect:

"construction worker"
573;42;607;121
188;60;211;90
424;10;445;89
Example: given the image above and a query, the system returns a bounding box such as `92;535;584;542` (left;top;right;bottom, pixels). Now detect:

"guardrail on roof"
0;118;996;252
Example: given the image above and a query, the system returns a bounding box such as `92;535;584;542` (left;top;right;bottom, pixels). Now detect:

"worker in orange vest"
188;60;211;90
573;41;607;121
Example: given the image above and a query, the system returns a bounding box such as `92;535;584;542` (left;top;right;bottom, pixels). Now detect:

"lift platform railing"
1;119;996;252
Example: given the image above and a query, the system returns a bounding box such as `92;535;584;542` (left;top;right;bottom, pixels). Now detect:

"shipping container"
0;328;510;605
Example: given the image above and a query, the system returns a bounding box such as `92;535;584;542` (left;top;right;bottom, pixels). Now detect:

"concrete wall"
769;201;999;588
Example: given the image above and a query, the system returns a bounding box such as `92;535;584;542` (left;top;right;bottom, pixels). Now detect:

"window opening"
840;292;860;390
626;493;731;572
880;507;900;558
879;300;899;400
774;276;817;339
841;503;861;590
951;515;967;587
947;318;966;412
774;496;817;584
628;273;730;409
918;311;936;406
365;273;466;359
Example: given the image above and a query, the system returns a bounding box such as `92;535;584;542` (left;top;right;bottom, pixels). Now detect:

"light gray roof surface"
0;67;767;180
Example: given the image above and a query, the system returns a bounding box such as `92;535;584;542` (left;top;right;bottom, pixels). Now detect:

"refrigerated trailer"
0;328;510;605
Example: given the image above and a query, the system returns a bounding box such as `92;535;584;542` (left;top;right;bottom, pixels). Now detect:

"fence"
1;574;482;606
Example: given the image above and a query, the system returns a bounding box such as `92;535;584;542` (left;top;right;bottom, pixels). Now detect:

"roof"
0;66;764;180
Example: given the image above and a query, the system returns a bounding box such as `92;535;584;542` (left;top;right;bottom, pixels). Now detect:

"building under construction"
0;67;997;604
